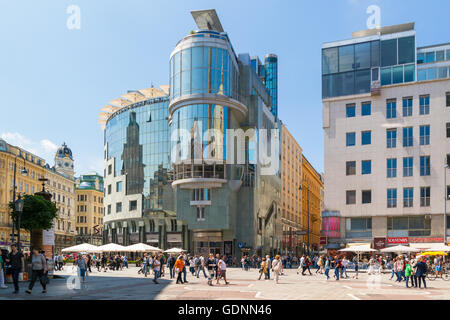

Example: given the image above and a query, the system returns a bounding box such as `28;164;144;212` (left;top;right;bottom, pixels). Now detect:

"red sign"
409;237;443;243
373;237;386;250
387;237;408;244
320;236;327;245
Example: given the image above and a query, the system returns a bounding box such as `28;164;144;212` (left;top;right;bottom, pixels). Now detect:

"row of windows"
417;49;450;64
106;200;138;215
347;125;434;148
345;93;450;119
346;187;431;207
346;156;430;178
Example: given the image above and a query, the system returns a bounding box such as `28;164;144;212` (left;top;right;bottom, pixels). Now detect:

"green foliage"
9;194;58;232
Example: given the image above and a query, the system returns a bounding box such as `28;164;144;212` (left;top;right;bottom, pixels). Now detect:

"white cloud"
1;132;59;165
40;139;58;154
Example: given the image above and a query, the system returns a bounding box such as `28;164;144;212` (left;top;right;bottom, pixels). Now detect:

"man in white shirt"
152;255;161;284
216;255;229;285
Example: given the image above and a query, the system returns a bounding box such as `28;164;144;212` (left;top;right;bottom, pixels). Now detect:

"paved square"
0;267;448;300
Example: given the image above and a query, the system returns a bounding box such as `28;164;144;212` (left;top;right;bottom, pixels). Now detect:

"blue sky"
1;0;449;175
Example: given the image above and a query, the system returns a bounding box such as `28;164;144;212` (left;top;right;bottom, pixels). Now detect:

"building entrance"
194;241;223;256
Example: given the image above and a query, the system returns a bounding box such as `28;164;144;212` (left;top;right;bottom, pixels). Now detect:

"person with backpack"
25;247;48;294
416;257;427;289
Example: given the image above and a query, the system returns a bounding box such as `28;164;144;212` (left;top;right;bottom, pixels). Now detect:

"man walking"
197;254;208;278
5;244;24;294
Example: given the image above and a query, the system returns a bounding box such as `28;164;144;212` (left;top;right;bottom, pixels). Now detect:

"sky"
1;0;449;175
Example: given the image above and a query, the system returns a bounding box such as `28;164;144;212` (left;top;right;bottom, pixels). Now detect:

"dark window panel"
398;36;415;64
381;39;397;67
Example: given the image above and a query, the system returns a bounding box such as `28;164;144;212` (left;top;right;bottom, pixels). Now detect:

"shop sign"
409;237;443;243
373;237;386;249
320;236;327;245
387;237;408;244
146;232;159;243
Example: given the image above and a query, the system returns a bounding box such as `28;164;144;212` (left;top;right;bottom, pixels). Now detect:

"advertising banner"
387;237;408;244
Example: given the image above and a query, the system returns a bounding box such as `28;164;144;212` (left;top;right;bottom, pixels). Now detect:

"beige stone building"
75;173;104;245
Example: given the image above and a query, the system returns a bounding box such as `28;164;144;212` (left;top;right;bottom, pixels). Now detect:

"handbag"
41;272;49;285
4;265;12;275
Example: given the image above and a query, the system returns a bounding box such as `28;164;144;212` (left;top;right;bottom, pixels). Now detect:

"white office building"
321;23;450;249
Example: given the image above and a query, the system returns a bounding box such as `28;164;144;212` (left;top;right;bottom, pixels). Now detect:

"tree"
9;194;58;251
9;194;57;232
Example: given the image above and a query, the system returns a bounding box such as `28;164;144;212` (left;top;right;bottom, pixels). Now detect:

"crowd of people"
1;245;448;295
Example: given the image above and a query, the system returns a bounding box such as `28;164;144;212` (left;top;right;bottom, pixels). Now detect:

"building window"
420;156;431;176
446;123;450;138
346;161;356;176
403;127;413;147
116;202;122;213
361;160;372;175
116;181;122;192
129;200;137;211
403;157;413;177
419;125;430;145
346;190;356;205
447;154;450;167
388;216;431;237
386;99;397;119
403;187;414;208
346;132;356;147
387;158;397;178
386;129;397;148
420;187;431;207
107;205;111;215
346;104;356;118
108;164;112;175
192;188;210;201
108;185;112;195
196;207;205;221
346;217;372;238
361;131;371;145
447;92;450;107
419;95;430;115
387;188;397;208
402;97;413;117
362;190;372;204
361;102;371;116
171;219;177;231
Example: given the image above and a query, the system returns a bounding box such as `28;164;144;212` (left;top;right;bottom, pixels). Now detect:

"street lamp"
299;184;310;256
444;164;449;245
11;155;28;245
15;195;24;252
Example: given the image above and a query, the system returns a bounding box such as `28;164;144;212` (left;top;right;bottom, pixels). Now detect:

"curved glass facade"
171;103;228;162
170;46;238;100
105;98;171;209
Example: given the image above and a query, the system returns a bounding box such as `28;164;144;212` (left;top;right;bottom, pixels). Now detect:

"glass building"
99;9;282;257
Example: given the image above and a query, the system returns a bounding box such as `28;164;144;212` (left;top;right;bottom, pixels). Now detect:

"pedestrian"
196;254;208;278
368;256;376;275
5;244;24;294
206;253;216;286
77;255;87;283
25;248;48;294
152;255;161;284
333;256;340;281
181;252;188;283
265;255;271;279
341;256;349;278
316;256;323;274
168;254;176;279
271;255;282;284
216;255;229;285
324;256;330;280
0;249;7;289
258;258;267;280
174;256;184;284
189;256;195;275
353;256;359;279
58;254;64;271
87;254;92;273
416;257;427;289
123;255;128;269
53;254;58;271
410;255;418;288
101;254;107;272
405;259;412;288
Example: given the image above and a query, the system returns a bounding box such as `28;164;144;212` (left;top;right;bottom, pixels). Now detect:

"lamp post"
299;184;310;256
10;155;28;245
15;195;24;252
445;164;449;245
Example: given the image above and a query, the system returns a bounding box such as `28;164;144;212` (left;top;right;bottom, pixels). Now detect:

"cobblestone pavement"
0;266;449;300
